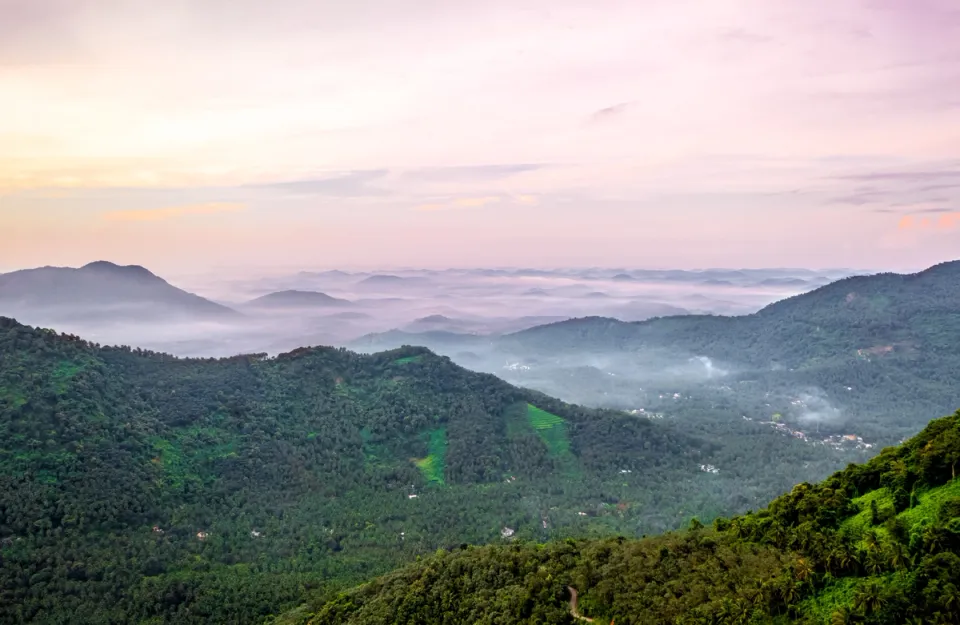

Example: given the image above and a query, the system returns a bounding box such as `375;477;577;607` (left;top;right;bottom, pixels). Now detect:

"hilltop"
288;409;960;625
0;261;238;323
244;290;352;308
0;316;713;624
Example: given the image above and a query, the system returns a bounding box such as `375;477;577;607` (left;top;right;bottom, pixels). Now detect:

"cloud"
897;211;960;230
414;196;504;211
400;164;544;183
834;170;960;182
874;206;954;214
590;102;633;123
720;29;773;44
102;202;245;222
413;193;542;211
247;170;390;196
829;189;888;205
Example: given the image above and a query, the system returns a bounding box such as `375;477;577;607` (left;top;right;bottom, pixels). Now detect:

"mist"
2;264;849;358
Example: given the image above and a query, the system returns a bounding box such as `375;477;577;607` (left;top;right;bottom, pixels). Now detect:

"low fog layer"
2;261;880;444
0;264;853;357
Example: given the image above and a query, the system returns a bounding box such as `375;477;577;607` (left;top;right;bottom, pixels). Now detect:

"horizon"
3;0;959;271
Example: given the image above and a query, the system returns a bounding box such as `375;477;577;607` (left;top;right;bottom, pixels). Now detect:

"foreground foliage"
299;410;960;624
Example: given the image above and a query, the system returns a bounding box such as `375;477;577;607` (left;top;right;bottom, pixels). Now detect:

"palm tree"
830;606;853;625
866;550;886;575
853;580;887;616
794;557;814;582
888;543;912;570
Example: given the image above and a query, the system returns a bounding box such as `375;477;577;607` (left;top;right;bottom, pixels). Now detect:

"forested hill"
0;317;714;624
506;259;960;366
289;409;960;625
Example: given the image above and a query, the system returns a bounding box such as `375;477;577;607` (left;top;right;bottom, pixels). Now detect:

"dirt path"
567;586;594;622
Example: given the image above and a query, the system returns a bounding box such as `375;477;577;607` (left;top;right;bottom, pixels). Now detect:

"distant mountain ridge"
245;290;351;308
0;261;238;322
506;259;960;366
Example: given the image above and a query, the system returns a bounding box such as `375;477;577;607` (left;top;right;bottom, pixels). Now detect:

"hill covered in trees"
287;409;960;625
0;317;719;624
507;260;960;365
351;260;960;446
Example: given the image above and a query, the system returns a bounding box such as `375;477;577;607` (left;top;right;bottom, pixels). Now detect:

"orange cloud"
898;212;960;230
101;202;245;222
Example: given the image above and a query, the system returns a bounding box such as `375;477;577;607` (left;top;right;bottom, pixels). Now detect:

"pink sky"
1;0;959;273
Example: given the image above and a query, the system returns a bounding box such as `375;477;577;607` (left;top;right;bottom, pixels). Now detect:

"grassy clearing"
414;427;447;485
527;404;571;457
839;478;960;551
393;355;423;366
798;577;859;623
842;488;893;535
898;477;960;528
51;360;84;394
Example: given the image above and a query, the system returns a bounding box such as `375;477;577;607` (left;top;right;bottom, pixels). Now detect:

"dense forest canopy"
292;410;960;625
1;316;717;624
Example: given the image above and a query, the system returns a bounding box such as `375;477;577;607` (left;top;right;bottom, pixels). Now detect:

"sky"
1;0;959;274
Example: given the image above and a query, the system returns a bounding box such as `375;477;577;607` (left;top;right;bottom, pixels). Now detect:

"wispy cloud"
414;196;504;211
246;170;390;197
413;193;540;211
720;28;773;44
834;170;960;182
400;164;544;183
589;102;632;123
876;206;954;214
102;202;245;222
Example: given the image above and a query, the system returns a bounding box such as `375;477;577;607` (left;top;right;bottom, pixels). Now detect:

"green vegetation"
392;355;423;365
527;403;571;457
0;317;715;624
6;304;960;625
504;261;960;447
413;427;447;485
298;409;960;624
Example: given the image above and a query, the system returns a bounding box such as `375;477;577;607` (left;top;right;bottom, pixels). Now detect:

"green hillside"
491;261;960;444
291;409;960;625
0;317;717;624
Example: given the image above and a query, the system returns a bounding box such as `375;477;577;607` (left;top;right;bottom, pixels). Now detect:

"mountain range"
3;258;960;623
350;260;960;445
0;261;239;323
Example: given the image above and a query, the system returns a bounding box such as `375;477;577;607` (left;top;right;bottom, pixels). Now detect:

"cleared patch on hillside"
51;360;85;394
897;477;960;528
393;355;423;365
413;427;447;485
527;404;571;458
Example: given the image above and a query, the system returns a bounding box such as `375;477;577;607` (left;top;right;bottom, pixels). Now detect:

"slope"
0;317;713;624
507;260;960;366
0;261;239;322
293;409;960;625
244;290;352;308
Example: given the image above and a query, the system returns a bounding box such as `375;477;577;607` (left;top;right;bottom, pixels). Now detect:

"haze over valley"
3;0;960;622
